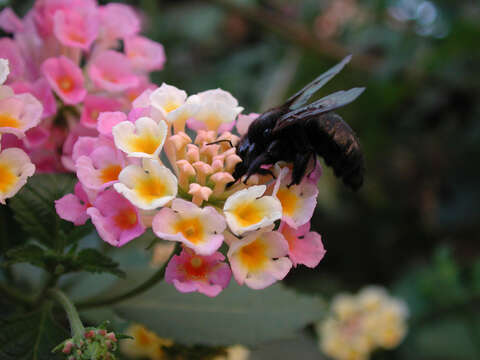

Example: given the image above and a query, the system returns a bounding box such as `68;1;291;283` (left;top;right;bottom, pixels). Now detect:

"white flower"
223;185;282;236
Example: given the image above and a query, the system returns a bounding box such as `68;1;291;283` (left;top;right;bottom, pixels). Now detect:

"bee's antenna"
206;139;234;148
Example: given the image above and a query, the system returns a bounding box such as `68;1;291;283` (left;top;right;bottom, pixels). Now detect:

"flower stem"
48;288;85;339
76;244;179;310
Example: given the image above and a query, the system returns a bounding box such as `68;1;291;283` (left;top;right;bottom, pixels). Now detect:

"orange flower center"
238;239;268;271
129;135;160;154
136;177;167;202
99;164;122;184
57;76;75;93
184;255;208;279
113;208;138;230
174;217;204;244
0;163;17;193
276;188;298;216
68;32;87;44
0;113;20;129
233;202;263;227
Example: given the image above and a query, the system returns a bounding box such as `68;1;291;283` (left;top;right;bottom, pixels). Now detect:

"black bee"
231;55;365;190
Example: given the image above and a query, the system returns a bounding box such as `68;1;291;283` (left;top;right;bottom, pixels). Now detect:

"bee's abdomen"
306;113;365;190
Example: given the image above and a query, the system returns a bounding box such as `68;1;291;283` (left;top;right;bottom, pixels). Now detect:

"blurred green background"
6;0;480;359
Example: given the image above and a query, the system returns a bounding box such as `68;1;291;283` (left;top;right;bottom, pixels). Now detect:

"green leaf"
8;173;79;248
5;245;125;278
4;244;47;268
75;249;125;278
114;281;325;346
0;302;67;360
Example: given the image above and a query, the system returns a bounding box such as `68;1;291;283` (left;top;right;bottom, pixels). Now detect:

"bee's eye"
263;128;271;137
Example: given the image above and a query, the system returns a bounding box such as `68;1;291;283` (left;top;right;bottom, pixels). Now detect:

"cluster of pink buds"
56;81;327;296
0;0;165;173
54;326;119;360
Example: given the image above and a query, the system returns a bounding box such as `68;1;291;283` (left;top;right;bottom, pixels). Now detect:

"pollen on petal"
0;113;20;128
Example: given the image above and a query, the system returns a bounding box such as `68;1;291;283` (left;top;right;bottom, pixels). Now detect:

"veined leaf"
114;281;326;346
8;174;83;249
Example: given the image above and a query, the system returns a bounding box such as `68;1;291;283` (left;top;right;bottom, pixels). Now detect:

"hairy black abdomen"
306;113;365;190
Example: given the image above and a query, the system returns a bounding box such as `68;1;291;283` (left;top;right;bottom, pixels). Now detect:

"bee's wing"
285;55;352;111
273;87;365;133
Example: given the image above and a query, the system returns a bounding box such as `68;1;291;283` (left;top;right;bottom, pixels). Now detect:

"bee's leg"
244;153;273;184
289;152;313;187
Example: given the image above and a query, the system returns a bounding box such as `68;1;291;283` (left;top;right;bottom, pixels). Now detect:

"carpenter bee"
231;55;365;190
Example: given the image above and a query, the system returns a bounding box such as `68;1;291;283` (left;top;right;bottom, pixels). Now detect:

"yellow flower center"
276;188;298;216
0;163;18;193
184;255;208;279
174;217;204;244
233;202;264;227
57;76;75;92
136;177;167;202
99;164;122;184
0;113;20;129
163;101;180;113
129;135;160;155
238;239;268;272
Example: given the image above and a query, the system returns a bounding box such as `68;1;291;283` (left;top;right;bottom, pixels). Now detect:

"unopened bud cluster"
54;327;118;360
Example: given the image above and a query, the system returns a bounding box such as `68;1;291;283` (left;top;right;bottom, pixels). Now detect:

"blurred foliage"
3;0;480;358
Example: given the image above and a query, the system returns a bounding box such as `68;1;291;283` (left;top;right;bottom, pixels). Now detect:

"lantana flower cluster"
0;0;165;173
0;59;41;203
316;286;409;360
56;82;326;296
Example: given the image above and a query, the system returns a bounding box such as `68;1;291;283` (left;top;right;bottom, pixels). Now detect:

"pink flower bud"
62;341;73;354
192;161;213;185
188;183;212;206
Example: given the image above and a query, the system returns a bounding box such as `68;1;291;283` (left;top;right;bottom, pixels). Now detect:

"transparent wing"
286;55;352;111
273;87;365;133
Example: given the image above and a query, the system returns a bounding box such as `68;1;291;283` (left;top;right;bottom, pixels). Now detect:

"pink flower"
0;93;43;138
32;0;96;37
227;229;292;289
97;111;129;138
55;182;95;225
272;167;318;229
165;248;231;297
80;95;122;129
87;189;145;247
152;199;226;256
279;221;326;268
124;76;156;105
75;144;126;191
0;8;24;33
88;50;139;92
42;56;86;104
10;78;57;118
98;3;140;42
53;6;99;50
124;36;166;72
0;38;25;82
0;147;35;204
